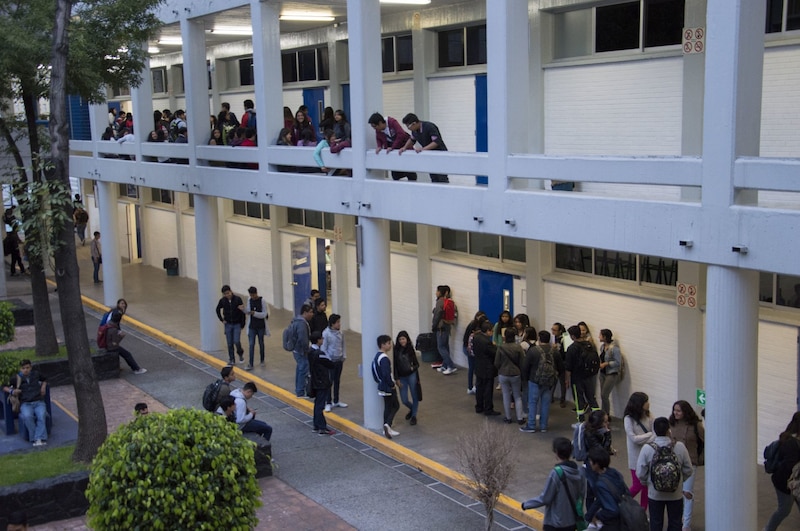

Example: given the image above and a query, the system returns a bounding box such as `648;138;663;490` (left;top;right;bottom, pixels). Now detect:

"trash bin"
163;257;179;276
415;332;441;363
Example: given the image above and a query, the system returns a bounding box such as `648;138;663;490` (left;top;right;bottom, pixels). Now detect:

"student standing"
399;113;449;183
215;285;246;365
322;314;347;411
308;331;335;436
623;392;656;509
245;286;269;370
374;335;399;439
90;231;102;283
393;331;421;426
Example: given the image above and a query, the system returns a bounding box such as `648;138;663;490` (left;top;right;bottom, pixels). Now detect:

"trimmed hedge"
87;408;261;530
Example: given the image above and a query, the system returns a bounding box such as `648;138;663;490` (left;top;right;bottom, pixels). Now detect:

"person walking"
215;285;246;365
90;231;102;283
245;286;269;370
393;330;421;426
4;227;25;276
373;335;400;439
764;411;800;531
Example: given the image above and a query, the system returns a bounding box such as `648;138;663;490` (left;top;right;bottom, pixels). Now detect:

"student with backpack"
636;417;693;531
522;437;587;531
564;325;599;421
104;310;147;375
764;411;800;531
586;446;630;531
373;334;399;439
520;329;558;433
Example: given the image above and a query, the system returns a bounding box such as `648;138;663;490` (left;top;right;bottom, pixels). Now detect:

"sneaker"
442;367;458;375
318;428;336;436
520;426;537;433
388;426;400;437
260;361;265;366
245;365;254;371
311;428;320;434
467;387;476;395
431;362;443;369
405;410;413;420
383;424;393;439
436;367;445;372
324;404;332;412
410;416;417;426
238;353;244;362
518;419;526;426
33;440;44;447
540;429;548;433
334;402;348;408
133;368;147;375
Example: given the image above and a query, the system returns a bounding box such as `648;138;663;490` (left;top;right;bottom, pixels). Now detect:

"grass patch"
0;444;88;487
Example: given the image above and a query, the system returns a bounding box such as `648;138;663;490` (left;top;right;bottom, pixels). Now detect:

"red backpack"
443;299;457;323
96;323;112;349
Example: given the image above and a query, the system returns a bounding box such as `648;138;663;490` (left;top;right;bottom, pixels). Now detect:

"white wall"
283;90;304;117
180;213;197;280
757;321;798;460
429;76;477;186
226;221;275;306
390;252;420;336
382;79;414;125
142;206;178;269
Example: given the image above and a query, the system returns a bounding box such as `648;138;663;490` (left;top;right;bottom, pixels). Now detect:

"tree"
455;421;517;531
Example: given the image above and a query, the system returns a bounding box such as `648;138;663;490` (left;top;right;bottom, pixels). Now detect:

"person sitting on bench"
3;359;48;447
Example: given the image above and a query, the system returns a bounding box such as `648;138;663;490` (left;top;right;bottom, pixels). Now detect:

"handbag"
555;465;587;531
8;393;20;414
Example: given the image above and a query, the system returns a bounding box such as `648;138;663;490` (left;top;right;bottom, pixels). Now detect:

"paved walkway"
3;242;798;530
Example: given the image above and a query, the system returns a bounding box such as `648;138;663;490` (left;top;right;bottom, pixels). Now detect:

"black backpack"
599;475;649;531
580;342;600;376
202;379;223;411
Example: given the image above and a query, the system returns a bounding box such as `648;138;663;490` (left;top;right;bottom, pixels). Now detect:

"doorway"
478;269;513;322
302;88;325;133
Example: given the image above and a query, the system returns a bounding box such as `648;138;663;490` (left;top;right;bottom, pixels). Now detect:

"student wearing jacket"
322;314;347;411
367;112;417;181
522;437;587;531
586;447;629;531
374;334;399;439
764;411;800;531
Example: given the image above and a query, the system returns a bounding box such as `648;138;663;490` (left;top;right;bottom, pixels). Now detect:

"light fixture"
210;26;253;36
148;46;160;54
158;37;183;45
380;0;432;4
279;13;335;22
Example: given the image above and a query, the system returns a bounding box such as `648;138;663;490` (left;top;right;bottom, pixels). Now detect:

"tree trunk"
19;84;59;357
50;0;107;462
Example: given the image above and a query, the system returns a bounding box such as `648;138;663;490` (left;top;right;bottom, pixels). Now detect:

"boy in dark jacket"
522;437;587;530
586;447;629;531
308;331;335;435
374;335;399;439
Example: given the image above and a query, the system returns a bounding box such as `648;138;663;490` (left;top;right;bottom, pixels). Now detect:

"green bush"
86;408;261;530
0;301;15;345
0;351;25;386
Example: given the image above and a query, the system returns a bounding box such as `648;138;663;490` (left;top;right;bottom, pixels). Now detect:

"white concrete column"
88;102;109;147
251;0;282;167
358;218;392;430
268;205;285;309
331;214;354;328
194;194;224;352
416;224;437;334
411;17;432;118
96;181;123;307
704;266;758;530
181;17;209;165
676;261;705;406
680;0;706;202
525;240;548;330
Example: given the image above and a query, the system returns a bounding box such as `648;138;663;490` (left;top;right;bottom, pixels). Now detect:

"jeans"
499;374;524;421
313;390;328;430
436;325;454;370
682;466;696;527
327;360;344;405
293;351;309;397
110;346;141;371
248;327;265;366
629;469;649;509
224;322;243;362
10;251;24;274
20;400;47;441
526;381;553;430
464;346;475;389
398;371;419;417
647;498;683;531
92;257;101;283
765;487;800;531
599;372;619;416
383;390;399;426
76;223;87;242
242;418;272;441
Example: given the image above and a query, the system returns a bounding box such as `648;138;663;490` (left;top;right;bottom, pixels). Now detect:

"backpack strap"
636;420;650;433
554;466;583;520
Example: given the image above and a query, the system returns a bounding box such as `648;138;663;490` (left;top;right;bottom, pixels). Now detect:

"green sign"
696;388;706;407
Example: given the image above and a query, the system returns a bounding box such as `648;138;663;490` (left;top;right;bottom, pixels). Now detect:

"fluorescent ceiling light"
158;37;182;45
380;0;432;4
148;46;160;54
279;13;335;22
210;26;252;36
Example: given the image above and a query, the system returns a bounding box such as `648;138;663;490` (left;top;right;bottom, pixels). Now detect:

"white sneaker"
335;402;348;408
33;440;44;447
388;426;400;437
324;404;332;412
442;367;458;375
467;387;476;395
133;368;148;375
436;367;444;372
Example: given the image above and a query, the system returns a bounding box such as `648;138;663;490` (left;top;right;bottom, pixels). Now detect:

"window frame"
437;24;487;69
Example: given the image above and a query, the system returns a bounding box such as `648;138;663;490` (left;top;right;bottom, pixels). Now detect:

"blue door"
291;238;312;315
303;88;325;133
68;95;92;140
478;269;513;323
475;75;488;186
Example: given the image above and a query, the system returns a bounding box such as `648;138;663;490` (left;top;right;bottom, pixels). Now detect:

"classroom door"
478;269;513;322
291;238;312;316
303;88;325;132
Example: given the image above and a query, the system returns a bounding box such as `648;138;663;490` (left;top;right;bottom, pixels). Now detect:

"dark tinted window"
644;0;684;47
469;232;499;258
596;2;640;52
282;53;298;82
502;237;525;262
245;202;262;219
239;57;254;86
438;29;464;67
305;209;323;229
441;228;468;252
233;200;246;216
396;35;413;71
317;47;329;80
382;37;395;73
402;222;417;244
766;0;784;33
789;0;800;30
298;50;317;81
466;25;487;65
287;208;303;224
389;220;400;242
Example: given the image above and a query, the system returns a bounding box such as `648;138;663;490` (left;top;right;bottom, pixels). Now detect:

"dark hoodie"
522;460;585;528
586;466;628;523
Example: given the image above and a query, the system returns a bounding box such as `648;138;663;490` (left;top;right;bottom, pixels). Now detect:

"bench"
3;387;53;439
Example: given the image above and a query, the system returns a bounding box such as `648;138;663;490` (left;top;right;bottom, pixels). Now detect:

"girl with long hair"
623;391;655;509
393;331;421;426
669;400;705;531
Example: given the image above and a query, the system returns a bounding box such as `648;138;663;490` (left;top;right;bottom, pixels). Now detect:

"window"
118;184;138;199
766;0;800;33
188;194;194;209
442;229;524;262
760;272;800;307
282;47;329;83
152;68;167;93
239;58;254;86
233;200;269;220
554;0;684;58
151;188;173;205
389;221;417;245
287;208;334;230
555;245;677;286
438;25;487;68
382;34;413;73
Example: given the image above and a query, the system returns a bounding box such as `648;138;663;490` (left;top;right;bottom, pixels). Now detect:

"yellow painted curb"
81;291;543;529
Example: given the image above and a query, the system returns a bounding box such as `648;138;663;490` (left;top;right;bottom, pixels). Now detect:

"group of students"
523;391;703;531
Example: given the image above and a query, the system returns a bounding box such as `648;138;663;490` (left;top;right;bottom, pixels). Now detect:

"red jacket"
374;116;410;150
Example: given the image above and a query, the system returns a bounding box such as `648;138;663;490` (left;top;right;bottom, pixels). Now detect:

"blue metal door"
475;75;488;186
303;88;325;133
68;95;92;140
478;269;513;324
291;238;312;315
